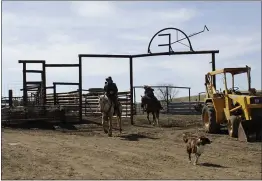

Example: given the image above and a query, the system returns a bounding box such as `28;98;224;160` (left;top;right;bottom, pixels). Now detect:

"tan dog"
182;133;212;165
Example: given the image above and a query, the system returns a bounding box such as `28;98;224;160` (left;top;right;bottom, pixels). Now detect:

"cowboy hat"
105;76;112;81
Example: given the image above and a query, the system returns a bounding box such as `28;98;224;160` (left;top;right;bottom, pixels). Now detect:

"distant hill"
172;94;206;102
172;90;262;102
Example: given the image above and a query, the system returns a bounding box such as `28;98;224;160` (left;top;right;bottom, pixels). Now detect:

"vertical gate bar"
189;88;191;103
166;86;169;114
212;53;216;89
42;61;47;105
53;83;57;105
126;92;127;117
129;56;134;125
188;88;191;113
22;62;27;106
8;89;13;107
78;56;83;123
133;87;136;115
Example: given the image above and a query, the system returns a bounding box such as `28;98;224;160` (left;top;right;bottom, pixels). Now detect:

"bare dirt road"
2;115;261;180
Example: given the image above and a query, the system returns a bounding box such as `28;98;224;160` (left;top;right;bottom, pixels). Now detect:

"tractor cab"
205;66;258;97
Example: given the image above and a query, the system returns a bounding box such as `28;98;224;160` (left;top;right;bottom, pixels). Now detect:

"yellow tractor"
202;66;262;142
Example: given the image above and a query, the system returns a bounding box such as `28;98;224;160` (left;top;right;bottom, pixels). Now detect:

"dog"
182;133;212;165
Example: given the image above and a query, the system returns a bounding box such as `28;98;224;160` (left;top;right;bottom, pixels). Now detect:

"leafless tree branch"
155;83;179;104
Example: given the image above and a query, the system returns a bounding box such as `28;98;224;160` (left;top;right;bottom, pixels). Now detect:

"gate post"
53;83;57;105
8;89;13;107
212;53;216;89
166;86;169;114
133;87;136;115
129;56;134;125
22;63;28;106
78;56;83;123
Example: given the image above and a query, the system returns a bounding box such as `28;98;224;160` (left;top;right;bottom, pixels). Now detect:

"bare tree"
155;83;179;103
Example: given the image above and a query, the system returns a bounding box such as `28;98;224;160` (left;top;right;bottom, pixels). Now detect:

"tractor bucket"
238;120;262;142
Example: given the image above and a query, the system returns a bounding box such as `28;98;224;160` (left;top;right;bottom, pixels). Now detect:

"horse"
140;95;161;126
98;94;122;137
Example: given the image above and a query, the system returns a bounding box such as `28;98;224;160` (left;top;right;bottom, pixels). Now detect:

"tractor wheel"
202;104;220;134
228;115;241;138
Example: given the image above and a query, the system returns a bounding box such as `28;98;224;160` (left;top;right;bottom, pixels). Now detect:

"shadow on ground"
119;133;159;141
2;121;59;130
133;124;154;129
2;120;126;137
2;121;89;131
201;162;228;168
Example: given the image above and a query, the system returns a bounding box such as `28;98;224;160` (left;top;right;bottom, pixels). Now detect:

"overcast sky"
2;1;261;100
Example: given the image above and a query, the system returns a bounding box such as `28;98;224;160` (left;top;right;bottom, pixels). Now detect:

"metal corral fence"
134;101;203;115
2;88;132;124
83;90;131;118
46;90;80;110
164;101;203;115
1;97;9;108
41;89;131;118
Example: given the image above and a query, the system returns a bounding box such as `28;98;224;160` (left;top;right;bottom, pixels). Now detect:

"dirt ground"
2;115;262;180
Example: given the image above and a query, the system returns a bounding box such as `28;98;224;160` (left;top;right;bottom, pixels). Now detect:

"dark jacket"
104;82;118;95
144;87;154;97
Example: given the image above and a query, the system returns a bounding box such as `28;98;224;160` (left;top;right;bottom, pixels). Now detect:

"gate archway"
77;26;219;124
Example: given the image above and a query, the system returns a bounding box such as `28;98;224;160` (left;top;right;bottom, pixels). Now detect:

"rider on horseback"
104;76;119;115
144;85;155;98
143;85;163;110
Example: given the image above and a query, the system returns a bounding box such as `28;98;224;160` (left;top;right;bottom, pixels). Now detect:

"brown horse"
140;95;162;126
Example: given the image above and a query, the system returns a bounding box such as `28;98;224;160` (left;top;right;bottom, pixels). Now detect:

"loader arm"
205;74;217;98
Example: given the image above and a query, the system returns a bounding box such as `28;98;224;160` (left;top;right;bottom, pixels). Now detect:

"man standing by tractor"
104;76;119;115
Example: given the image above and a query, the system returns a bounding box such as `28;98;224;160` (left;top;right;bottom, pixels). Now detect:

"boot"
113;100;118;116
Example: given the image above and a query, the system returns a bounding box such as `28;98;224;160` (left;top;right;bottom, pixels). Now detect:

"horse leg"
108;114;113;137
152;112;156;126
102;114;108;134
156;110;160;126
147;112;151;125
117;105;122;133
117;115;122;134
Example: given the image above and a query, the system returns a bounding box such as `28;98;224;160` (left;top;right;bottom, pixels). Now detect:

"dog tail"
182;133;188;143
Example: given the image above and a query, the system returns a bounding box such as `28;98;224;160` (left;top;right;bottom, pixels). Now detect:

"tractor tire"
202;104;220;134
228;115;241;138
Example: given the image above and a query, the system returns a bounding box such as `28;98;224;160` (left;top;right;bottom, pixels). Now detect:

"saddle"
142;95;163;110
108;97;120;115
144;94;157;102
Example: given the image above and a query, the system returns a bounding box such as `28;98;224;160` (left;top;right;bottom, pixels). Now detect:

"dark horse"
140;95;162;126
